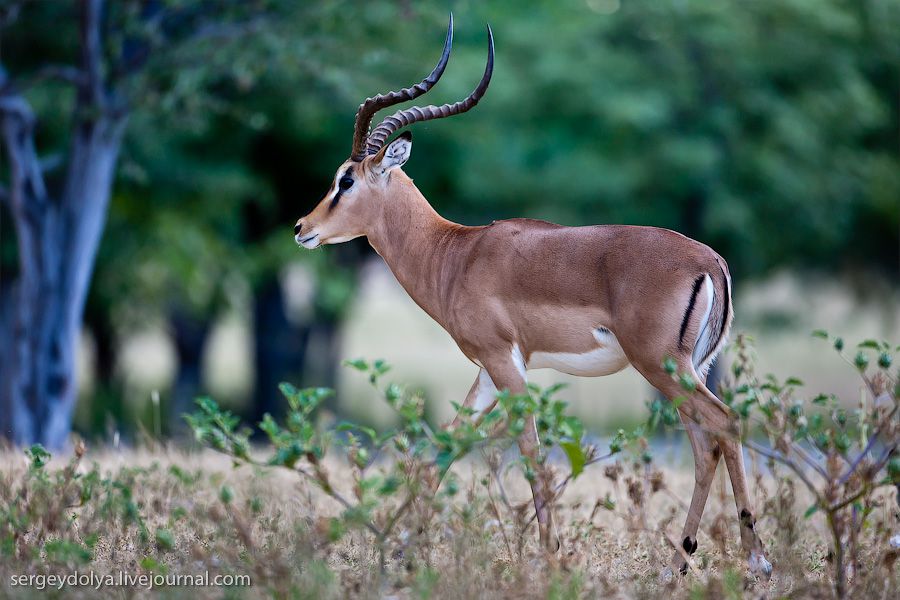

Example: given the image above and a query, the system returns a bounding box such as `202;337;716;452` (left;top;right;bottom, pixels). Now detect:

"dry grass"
1;444;896;599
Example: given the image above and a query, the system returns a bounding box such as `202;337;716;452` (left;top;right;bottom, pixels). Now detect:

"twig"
743;439;825;505
0;65;86;95
791;441;831;479
521;450;617;527
838;404;898;486
380;492;416;542
552;450;616;495
485;470;515;561
79;0;107;109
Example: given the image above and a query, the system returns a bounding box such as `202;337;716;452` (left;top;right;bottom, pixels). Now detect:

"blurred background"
1;0;897;449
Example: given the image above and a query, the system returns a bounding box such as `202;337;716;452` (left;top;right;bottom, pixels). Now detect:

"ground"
1;446;896;599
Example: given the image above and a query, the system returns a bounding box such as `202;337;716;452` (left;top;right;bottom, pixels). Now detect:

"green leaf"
803;504;819;519
155;528;175;551
343;358;369;371
857;339;880;349
327;517;345;542
372;359;391;375
560;441;586;479
278;381;299;399
336;422;376;441
888;457;900;484
811;330;829;339
811;394;830;405
258;413;281;440
443;477;459;496
378;475;402;496
219;485;234;505
785;377;803;387
139;556;163;572
384;383;403;405
25;444;51;470
662;357;677;375
678;372;697;392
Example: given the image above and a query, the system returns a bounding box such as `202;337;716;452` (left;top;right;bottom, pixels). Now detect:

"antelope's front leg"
483;357;561;554
446;369;498;431
426;369;498;497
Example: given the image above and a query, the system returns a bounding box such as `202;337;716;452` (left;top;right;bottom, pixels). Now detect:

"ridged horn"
364;24;494;156
349;14;454;161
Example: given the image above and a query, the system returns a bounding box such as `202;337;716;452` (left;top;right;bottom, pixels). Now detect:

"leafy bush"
186;358;599;570
0;334;895;598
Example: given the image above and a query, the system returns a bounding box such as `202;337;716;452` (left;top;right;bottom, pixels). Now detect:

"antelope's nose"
294;222;302;235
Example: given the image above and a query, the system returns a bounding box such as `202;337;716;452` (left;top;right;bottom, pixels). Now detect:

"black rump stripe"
678;275;706;351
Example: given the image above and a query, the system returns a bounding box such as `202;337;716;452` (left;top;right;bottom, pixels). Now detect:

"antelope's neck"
365;182;464;325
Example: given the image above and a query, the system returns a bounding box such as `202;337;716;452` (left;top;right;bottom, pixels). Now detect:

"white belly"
526;328;630;377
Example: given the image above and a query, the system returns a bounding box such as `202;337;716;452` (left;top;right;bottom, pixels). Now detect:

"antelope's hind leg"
649;366;771;580
662;418;721;581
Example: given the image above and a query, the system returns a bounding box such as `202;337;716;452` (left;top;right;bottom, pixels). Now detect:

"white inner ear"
379;137;412;172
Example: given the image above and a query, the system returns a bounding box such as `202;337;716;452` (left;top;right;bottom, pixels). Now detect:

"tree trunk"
169;306;212;438
83;301;127;439
0;278;17;440
306;318;343;396
249;278;310;425
0;89;126;449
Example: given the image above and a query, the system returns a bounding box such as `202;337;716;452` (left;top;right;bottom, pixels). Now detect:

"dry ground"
1;445;896;599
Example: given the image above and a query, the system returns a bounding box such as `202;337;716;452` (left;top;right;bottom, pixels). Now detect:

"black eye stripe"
329;168;353;211
329;189;344;210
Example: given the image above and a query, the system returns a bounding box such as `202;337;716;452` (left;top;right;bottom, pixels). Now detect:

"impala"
294;16;772;579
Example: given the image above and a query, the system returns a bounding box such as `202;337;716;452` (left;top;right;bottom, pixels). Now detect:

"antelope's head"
294;15;493;250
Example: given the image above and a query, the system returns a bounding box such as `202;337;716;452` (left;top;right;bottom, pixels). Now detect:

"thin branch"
743;439;825;505
485;470;515;560
292;464;384;538
79;0;106;109
838;403;898;486
117;13;271;83
380;492;416;542
790;440;831;479
181;15;270;46
0;64;86;95
0;93;49;207
552;449;616;495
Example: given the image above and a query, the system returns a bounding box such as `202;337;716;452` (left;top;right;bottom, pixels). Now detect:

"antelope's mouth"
296;233;320;249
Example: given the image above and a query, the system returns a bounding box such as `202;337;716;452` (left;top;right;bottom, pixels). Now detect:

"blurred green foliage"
1;0;897;433
5;0;897;315
79;0;900;318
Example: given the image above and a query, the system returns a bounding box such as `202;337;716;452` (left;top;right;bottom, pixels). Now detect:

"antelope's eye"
339;177;353;190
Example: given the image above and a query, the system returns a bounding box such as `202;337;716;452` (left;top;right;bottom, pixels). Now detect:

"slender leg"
427;370;496;496
632;359;771;578
446;368;497;430
690;382;771;577
666;418;720;578
483;356;560;553
719;435;771;576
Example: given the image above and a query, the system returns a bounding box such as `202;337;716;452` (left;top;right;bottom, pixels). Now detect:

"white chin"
297;234;320;249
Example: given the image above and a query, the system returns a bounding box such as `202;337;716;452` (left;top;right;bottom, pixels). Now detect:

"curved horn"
350;14;453;161
365;25;494;156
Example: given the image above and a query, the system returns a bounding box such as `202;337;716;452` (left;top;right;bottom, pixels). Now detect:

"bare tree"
0;0;275;448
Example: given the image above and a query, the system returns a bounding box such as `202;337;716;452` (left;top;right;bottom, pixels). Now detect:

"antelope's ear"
374;131;412;174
